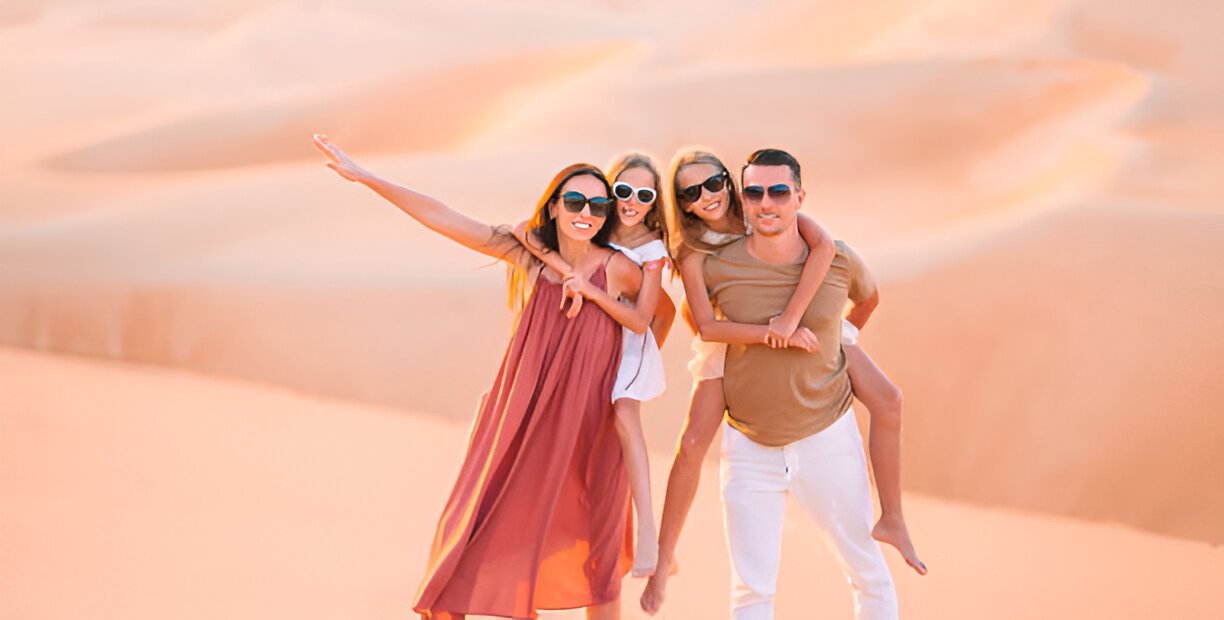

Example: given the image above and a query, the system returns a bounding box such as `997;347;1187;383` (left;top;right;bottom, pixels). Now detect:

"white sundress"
608;239;669;403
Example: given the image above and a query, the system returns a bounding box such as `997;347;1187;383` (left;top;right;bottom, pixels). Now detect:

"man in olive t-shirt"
705;149;897;620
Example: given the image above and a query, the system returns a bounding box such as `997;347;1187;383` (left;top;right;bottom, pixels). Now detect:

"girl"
314;134;641;620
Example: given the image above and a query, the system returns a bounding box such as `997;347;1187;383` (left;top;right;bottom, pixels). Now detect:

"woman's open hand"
313;134;372;183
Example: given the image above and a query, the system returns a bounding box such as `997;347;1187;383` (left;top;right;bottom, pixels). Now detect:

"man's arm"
842;243;880;331
844;288;879;330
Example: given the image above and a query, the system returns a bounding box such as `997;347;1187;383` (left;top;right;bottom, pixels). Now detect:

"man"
683;149;898;619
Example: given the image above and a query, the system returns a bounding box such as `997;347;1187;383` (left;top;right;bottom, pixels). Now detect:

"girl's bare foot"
872;515;926;575
631;528;659;578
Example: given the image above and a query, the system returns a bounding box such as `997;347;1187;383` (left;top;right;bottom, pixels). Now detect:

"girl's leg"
640;378;726;614
586;596;621;620
844;344;926;575
613;398;658;577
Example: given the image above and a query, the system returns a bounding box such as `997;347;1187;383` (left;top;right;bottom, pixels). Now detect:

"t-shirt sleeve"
841;243;877;304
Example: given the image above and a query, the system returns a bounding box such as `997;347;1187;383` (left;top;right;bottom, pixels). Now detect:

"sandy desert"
2;1;1223;618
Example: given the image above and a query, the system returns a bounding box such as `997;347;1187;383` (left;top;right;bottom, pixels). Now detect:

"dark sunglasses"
678;170;728;204
612;182;657;205
742;184;795;202
560;191;612;218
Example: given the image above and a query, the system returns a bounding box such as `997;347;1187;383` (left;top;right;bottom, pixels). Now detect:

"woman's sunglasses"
612;182;657;205
742;184;794;202
560;191;612;218
678;170;729;204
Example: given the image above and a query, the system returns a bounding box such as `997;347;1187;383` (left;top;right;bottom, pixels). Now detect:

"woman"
313;134;641;620
511;152;676;578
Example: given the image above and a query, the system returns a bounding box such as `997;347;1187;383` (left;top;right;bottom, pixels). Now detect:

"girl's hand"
313;134;372;183
643;258;666;273
560;273;588;318
766;313;800;349
788;327;820;353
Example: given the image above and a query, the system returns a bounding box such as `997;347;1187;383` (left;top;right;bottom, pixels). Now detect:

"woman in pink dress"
314;135;645;620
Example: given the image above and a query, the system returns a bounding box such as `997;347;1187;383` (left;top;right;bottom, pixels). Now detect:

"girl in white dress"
513;152;676;578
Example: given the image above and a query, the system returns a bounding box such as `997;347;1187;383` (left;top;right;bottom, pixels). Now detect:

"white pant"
720;409;898;620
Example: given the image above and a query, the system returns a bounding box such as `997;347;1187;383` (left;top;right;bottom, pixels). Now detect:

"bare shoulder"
607;249;640;279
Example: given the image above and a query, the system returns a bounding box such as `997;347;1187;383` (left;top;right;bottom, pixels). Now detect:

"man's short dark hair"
742;148;801;189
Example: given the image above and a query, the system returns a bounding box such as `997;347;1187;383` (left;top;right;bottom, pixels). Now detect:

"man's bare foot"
631;529;659;578
873;515;926;575
639;555;676;615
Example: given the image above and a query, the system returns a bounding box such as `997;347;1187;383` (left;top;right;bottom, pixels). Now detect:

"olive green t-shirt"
704;238;876;447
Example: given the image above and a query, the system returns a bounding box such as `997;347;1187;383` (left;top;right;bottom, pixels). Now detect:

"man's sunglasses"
560;191;612;218
678;170;729;204
742;184;795;202
612;182;657;205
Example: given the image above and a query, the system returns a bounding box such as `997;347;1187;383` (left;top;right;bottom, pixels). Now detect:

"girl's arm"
314;135;520;261
510;220;574;278
651;292;677;347
569;254;661;334
679;252;817;349
507;221;590;316
679;298;697;335
766;212;837;346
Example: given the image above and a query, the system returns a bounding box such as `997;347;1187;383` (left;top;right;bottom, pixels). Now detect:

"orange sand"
2;1;1223;616
3;347;1222;619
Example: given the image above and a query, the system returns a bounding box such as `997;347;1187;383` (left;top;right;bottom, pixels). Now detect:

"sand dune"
43;42;632;173
867;204;1224;543
3;1;1223;614
4;347;1223;620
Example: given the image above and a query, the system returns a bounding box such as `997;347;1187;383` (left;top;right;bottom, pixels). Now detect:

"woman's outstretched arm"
314;134;519;262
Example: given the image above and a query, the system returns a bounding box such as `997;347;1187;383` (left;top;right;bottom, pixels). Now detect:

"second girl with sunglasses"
513;152;677;579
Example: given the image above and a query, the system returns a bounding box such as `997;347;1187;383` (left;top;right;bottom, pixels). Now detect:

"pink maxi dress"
413;262;632;619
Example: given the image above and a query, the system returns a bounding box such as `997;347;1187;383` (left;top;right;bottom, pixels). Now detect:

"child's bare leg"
640;378;725;615
586;596;621;620
613;398;658;577
845;343;926;575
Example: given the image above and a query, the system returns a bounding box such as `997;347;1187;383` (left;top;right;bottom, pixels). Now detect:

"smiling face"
742;164;805;237
549;173;611;242
676;162;731;225
613;166;658;229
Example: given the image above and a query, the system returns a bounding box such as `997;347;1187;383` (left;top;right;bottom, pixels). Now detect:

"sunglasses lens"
768;184;792;198
743;186;765;201
704;173;727;193
588;197;611;217
636;188;657;204
562;191;586;213
613;183;634;200
679;185;701;203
